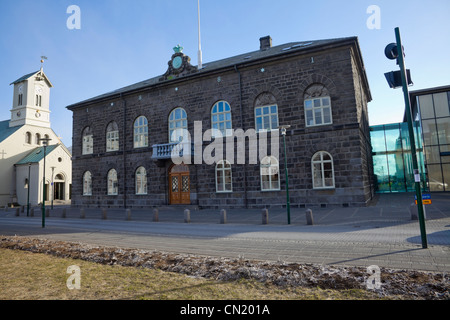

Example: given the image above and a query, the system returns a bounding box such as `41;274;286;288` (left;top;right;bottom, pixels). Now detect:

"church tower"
9;64;53;128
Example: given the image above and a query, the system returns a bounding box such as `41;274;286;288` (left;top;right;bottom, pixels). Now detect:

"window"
35;133;41;145
107;169;118;195
305;97;332;127
255;105;278;132
211;101;232;137
18;94;23;106
135;166;147;195
106;121;119;152
216;160;232;192
82;127;93;155
25;132;32;144
169;108;187;142
36;94;42;107
83;171;92;196
133;116;148;148
312;151;335;189
260;156;280;191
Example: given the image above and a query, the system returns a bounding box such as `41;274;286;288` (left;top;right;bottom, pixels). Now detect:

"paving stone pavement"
1;192;449;273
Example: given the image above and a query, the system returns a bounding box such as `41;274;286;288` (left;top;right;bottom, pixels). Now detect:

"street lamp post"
39;137;52;228
280;125;291;225
384;27;427;249
27;162;31;217
51;166;55;210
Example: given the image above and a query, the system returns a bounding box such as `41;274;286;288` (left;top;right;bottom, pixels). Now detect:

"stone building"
67;36;373;209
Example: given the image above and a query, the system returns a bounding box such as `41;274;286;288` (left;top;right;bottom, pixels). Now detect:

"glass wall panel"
419;94;435;119
424;146;441;164
384;124;402;151
387;153;406;192
436;118;450;145
372;154;390;192
442;164;450;192
433;92;450;118
370;128;387;153
427;164;445;191
422;119;438;146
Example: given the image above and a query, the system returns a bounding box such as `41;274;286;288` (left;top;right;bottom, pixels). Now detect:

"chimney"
260;36;272;51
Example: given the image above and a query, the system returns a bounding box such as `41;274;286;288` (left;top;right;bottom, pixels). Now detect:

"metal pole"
27;163;31;217
42;144;46;228
395;27;427;248
281;126;291;225
51;167;55;210
283;133;291;224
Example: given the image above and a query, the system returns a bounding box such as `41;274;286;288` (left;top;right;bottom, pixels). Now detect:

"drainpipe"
234;65;248;208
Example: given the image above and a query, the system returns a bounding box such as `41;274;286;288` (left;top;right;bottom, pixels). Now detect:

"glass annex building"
370;85;450;193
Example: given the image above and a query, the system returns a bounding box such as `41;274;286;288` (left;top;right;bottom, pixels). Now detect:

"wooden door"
169;164;190;204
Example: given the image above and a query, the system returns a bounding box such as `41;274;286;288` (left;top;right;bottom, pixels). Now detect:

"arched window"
83;171;92;196
254;93;278;132
82;127;93;155
211;101;232;137
135;166;147;195
106;121;119;152
312;151;335;189
260;156;280;191
304;84;332;127
25;132;32;144
133;116;148;148
168;107;187;142
216;160;232;192
35;133;41;145
107;169;118;195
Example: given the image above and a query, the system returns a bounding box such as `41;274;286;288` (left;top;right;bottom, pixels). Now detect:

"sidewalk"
1;192;449;272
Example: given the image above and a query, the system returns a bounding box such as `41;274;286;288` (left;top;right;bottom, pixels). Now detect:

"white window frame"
133;116;148;148
83;171;92;196
169;107;188;143
135;166;147;195
312;151;335;189
215;160;233;193
107;169;118;195
255;104;279;133
260;156;280;191
211;101;232;138
106;121;119;152
304;96;332;127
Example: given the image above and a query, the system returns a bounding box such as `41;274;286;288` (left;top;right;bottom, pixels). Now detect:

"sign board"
415;194;431;205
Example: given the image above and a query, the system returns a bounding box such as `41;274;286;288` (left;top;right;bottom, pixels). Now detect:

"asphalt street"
0;192;449;272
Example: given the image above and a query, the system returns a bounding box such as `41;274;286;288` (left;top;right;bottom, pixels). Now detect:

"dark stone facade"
67;36;374;209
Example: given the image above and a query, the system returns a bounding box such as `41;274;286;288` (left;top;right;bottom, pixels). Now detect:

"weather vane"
40;56;48;70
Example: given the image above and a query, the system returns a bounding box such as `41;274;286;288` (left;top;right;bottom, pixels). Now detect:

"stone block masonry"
68;36;373;209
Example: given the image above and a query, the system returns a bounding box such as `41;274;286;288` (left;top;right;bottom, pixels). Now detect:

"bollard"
409;203;418;220
184;209;190;223
153;208;159;222
262;208;269;225
15;207;20;216
80;208;85;219
61;208;67;218
102;208;107;220
30;208;34;217
46;208;50;217
21;206;25;213
220;209;227;224
126;209;131;221
306;208;314;225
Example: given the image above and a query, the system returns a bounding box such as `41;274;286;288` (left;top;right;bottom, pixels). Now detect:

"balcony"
151;142;195;160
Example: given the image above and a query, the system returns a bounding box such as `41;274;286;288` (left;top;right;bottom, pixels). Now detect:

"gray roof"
67;36;364;109
10;70;40;85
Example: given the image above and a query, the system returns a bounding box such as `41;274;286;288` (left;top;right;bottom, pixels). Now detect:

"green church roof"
15;144;59;165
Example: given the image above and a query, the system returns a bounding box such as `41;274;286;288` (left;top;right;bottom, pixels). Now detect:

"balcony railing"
151;142;195;160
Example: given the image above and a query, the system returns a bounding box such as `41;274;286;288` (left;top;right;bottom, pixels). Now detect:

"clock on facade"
172;56;183;69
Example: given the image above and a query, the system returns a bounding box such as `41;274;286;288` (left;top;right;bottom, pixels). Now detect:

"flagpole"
197;0;202;69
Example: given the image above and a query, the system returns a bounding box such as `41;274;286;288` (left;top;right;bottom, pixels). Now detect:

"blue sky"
0;0;449;147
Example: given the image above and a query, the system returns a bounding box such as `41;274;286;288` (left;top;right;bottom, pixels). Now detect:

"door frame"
169;164;190;205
